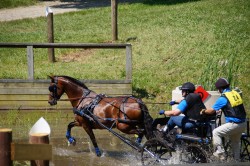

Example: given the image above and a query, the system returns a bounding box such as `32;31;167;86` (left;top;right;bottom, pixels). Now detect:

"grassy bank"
0;0;37;9
0;0;249;114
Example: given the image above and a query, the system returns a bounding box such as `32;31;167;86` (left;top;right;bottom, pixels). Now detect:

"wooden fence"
0;128;52;166
0;43;132;110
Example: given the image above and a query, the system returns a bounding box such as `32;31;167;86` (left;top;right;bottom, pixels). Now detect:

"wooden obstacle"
0;79;132;111
0;42;133;111
0;118;52;166
0;128;12;166
0;129;52;166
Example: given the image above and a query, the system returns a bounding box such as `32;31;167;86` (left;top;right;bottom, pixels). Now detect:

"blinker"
48;85;56;92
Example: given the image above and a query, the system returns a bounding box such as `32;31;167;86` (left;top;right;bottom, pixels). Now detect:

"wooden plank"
126;45;132;80
0;100;70;106
0;82;131;88
0;80;132;110
0;94;49;100
0;88;48;94
0;79;131;84
0;42;131;49
11;143;52;160
27;46;34;80
0;85;132;95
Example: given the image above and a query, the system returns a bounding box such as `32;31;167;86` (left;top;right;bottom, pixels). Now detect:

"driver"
200;78;247;161
159;82;208;134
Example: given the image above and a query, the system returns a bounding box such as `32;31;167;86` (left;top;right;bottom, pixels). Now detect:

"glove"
169;101;176;106
200;109;206;115
159;110;165;115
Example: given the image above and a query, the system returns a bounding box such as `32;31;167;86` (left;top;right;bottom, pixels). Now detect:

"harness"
73;94;105;121
73;95;143;129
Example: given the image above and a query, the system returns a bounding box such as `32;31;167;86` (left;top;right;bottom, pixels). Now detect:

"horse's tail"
139;102;154;140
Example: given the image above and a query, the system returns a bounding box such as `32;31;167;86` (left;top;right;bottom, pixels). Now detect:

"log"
29;133;50;166
0;128;12;166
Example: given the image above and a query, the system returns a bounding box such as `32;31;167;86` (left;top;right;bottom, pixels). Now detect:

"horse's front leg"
82;124;101;157
66;121;79;146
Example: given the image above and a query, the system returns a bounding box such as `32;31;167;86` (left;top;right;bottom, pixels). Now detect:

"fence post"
47;10;55;63
27;46;34;80
111;0;118;41
126;45;132;80
29;117;51;166
29;134;50;166
0;128;12;166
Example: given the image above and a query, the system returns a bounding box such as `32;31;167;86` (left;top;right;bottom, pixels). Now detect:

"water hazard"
1;111;249;166
50;129;142;166
2;116;142;166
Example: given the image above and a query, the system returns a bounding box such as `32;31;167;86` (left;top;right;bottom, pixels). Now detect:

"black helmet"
215;78;230;89
180;82;195;93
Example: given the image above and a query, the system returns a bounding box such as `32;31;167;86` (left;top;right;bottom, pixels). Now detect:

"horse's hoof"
135;137;142;144
67;137;76;146
95;147;101;157
72;140;76;146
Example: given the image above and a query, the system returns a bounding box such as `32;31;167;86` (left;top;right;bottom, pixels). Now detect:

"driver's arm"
164;109;182;116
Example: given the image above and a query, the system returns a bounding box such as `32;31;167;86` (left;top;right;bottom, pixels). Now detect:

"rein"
58;97;83;101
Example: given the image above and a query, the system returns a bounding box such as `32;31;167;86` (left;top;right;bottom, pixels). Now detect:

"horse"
48;75;154;156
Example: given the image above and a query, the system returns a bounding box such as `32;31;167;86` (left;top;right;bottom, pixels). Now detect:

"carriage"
141;115;250;165
48;75;250;165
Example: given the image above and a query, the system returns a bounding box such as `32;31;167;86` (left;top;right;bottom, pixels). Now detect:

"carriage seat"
174;121;214;144
182;121;213;138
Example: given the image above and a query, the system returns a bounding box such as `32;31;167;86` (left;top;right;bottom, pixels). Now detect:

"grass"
0;0;37;9
0;0;249;114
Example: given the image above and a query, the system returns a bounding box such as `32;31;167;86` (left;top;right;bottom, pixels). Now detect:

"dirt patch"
59;49;94;62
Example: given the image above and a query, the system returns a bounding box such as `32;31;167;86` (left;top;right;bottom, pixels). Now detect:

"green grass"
0;0;37;9
0;0;249;113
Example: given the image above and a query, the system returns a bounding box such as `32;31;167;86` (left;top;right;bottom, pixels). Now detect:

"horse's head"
48;76;65;106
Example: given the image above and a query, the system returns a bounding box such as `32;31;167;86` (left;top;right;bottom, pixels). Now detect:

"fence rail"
0;42;132;80
0;42;132;110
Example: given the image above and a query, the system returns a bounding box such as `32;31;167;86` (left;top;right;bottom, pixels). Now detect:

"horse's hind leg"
66;121;78;146
117;123;144;144
82;125;101;157
136;133;144;144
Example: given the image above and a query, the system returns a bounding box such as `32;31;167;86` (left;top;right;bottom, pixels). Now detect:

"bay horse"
48;75;154;156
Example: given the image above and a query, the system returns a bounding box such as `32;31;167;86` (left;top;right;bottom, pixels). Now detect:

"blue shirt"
177;100;188;113
212;88;245;123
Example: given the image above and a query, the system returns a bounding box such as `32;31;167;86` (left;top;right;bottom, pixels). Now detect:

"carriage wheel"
240;136;250;162
180;143;208;163
141;138;173;166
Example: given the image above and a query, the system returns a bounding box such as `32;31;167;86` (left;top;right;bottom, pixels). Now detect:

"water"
50;134;142;166
7;121;143;166
2;112;248;166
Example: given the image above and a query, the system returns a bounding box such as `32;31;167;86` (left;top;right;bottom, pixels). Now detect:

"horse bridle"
49;76;92;105
48;76;61;105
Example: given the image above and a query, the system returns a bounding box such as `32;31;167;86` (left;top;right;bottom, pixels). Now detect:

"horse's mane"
57;75;89;89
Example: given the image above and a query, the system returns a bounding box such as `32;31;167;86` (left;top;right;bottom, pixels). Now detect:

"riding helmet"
215;78;230;89
180;82;195;93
